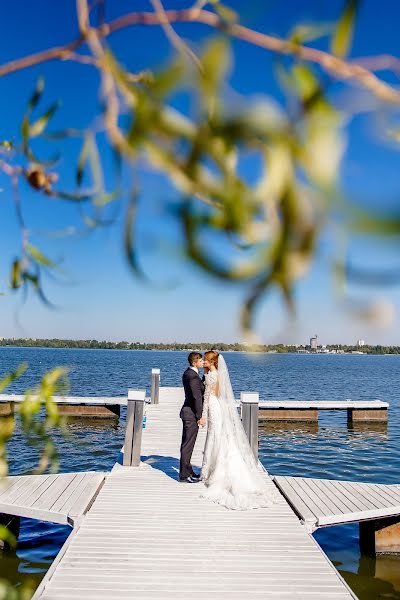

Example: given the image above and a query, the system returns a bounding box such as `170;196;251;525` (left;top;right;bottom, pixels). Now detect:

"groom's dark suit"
179;367;205;479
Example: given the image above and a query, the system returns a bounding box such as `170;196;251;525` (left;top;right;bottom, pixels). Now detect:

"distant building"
357;339;365;347
310;335;318;351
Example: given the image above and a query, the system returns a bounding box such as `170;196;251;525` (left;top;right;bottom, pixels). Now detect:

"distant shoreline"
0;339;399;355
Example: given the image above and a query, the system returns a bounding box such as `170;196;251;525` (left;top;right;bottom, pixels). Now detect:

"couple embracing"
179;351;279;511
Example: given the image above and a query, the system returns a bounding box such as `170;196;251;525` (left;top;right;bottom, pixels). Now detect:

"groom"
179;352;205;483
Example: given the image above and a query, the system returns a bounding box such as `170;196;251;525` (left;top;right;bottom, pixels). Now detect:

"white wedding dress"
200;355;279;510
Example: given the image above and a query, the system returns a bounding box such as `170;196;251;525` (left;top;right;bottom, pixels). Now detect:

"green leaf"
210;1;238;23
28;77;45;111
0;525;17;549
200;38;231;98
0;140;13;151
0;364;27;393
289;22;333;44
26;244;55;268
331;0;358;58
29;102;59;137
93;190;120;206
147;62;182;99
291;64;320;102
76;134;92;187
124;189;146;279
87;135;104;194
55;190;93;201
11;259;22;289
21;116;30;145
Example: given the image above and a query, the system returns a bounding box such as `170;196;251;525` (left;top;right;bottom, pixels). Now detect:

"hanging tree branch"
0;6;399;104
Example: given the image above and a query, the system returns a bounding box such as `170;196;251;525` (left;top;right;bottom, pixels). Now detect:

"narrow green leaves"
11;259;22;289
0;364;27;393
28;76;45;111
200;38;231;101
29;102;60;138
26;243;55;268
76;134;92;187
331;0;358;58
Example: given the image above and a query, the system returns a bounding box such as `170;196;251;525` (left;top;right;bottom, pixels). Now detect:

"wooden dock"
0;395;127;418
33;387;357;600
0;383;393;598
257;400;388;422
0;472;105;526
0;393;389;422
274;476;400;531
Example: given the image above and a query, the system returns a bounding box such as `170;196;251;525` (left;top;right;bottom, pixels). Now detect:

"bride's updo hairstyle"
204;350;219;369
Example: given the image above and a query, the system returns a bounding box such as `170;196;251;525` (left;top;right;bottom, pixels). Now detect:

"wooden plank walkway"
0;472;105;525
34;387;356;600
274;476;400;531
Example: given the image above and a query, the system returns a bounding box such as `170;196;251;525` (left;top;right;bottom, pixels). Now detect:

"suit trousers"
179;408;199;479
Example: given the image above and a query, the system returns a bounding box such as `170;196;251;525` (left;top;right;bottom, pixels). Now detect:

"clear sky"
0;0;400;345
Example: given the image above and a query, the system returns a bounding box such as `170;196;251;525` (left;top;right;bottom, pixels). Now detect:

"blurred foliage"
0;366;67;598
0;366;67;477
1;0;398;337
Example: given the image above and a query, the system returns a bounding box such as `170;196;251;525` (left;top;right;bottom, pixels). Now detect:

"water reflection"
66;418;120;431
348;422;388;438
259;421;319;435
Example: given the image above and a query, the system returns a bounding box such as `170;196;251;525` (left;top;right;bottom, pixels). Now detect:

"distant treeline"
0;338;399;354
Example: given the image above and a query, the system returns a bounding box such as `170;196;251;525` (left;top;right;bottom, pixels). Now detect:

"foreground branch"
0;8;399;104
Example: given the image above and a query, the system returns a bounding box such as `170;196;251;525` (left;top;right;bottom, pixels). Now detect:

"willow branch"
0;7;399;104
149;0;202;69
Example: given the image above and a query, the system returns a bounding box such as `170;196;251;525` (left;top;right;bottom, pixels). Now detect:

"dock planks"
274;476;400;530
0;472;105;525
34;387;356;600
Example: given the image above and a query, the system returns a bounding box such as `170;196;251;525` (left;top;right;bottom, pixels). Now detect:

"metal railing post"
241;392;259;460
123;389;146;466
151;369;160;404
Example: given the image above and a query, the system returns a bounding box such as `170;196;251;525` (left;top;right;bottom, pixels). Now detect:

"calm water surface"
1;348;399;598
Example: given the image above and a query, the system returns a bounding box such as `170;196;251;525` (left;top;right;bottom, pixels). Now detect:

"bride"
199;350;279;510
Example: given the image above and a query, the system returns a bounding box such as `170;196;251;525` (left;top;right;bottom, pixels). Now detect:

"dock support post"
241;392;259;460
151;369;160;404
348;408;388;422
123;390;146;467
360;517;400;555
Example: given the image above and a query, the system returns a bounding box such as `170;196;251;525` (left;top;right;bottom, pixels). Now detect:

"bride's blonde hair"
204;350;219;370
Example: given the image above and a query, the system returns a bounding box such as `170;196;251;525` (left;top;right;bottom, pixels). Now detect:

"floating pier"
257;400;389;422
0;378;394;599
0;395;127;419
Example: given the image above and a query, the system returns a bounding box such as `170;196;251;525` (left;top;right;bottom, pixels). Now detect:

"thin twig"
352;54;400;77
149;0;202;70
0;7;399;104
76;0;90;36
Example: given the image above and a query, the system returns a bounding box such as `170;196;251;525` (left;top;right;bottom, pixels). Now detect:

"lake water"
1;347;399;599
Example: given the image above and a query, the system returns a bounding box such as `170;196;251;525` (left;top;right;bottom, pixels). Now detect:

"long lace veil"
217;354;264;472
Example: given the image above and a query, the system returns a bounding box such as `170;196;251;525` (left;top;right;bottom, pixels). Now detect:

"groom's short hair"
188;352;202;366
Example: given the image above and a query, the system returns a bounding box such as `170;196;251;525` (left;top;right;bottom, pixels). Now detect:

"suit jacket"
181;367;205;421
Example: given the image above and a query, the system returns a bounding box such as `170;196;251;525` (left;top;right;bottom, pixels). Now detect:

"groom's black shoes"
190;471;200;481
179;475;200;483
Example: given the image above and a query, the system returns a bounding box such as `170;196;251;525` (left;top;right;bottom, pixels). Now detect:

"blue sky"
0;0;400;345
